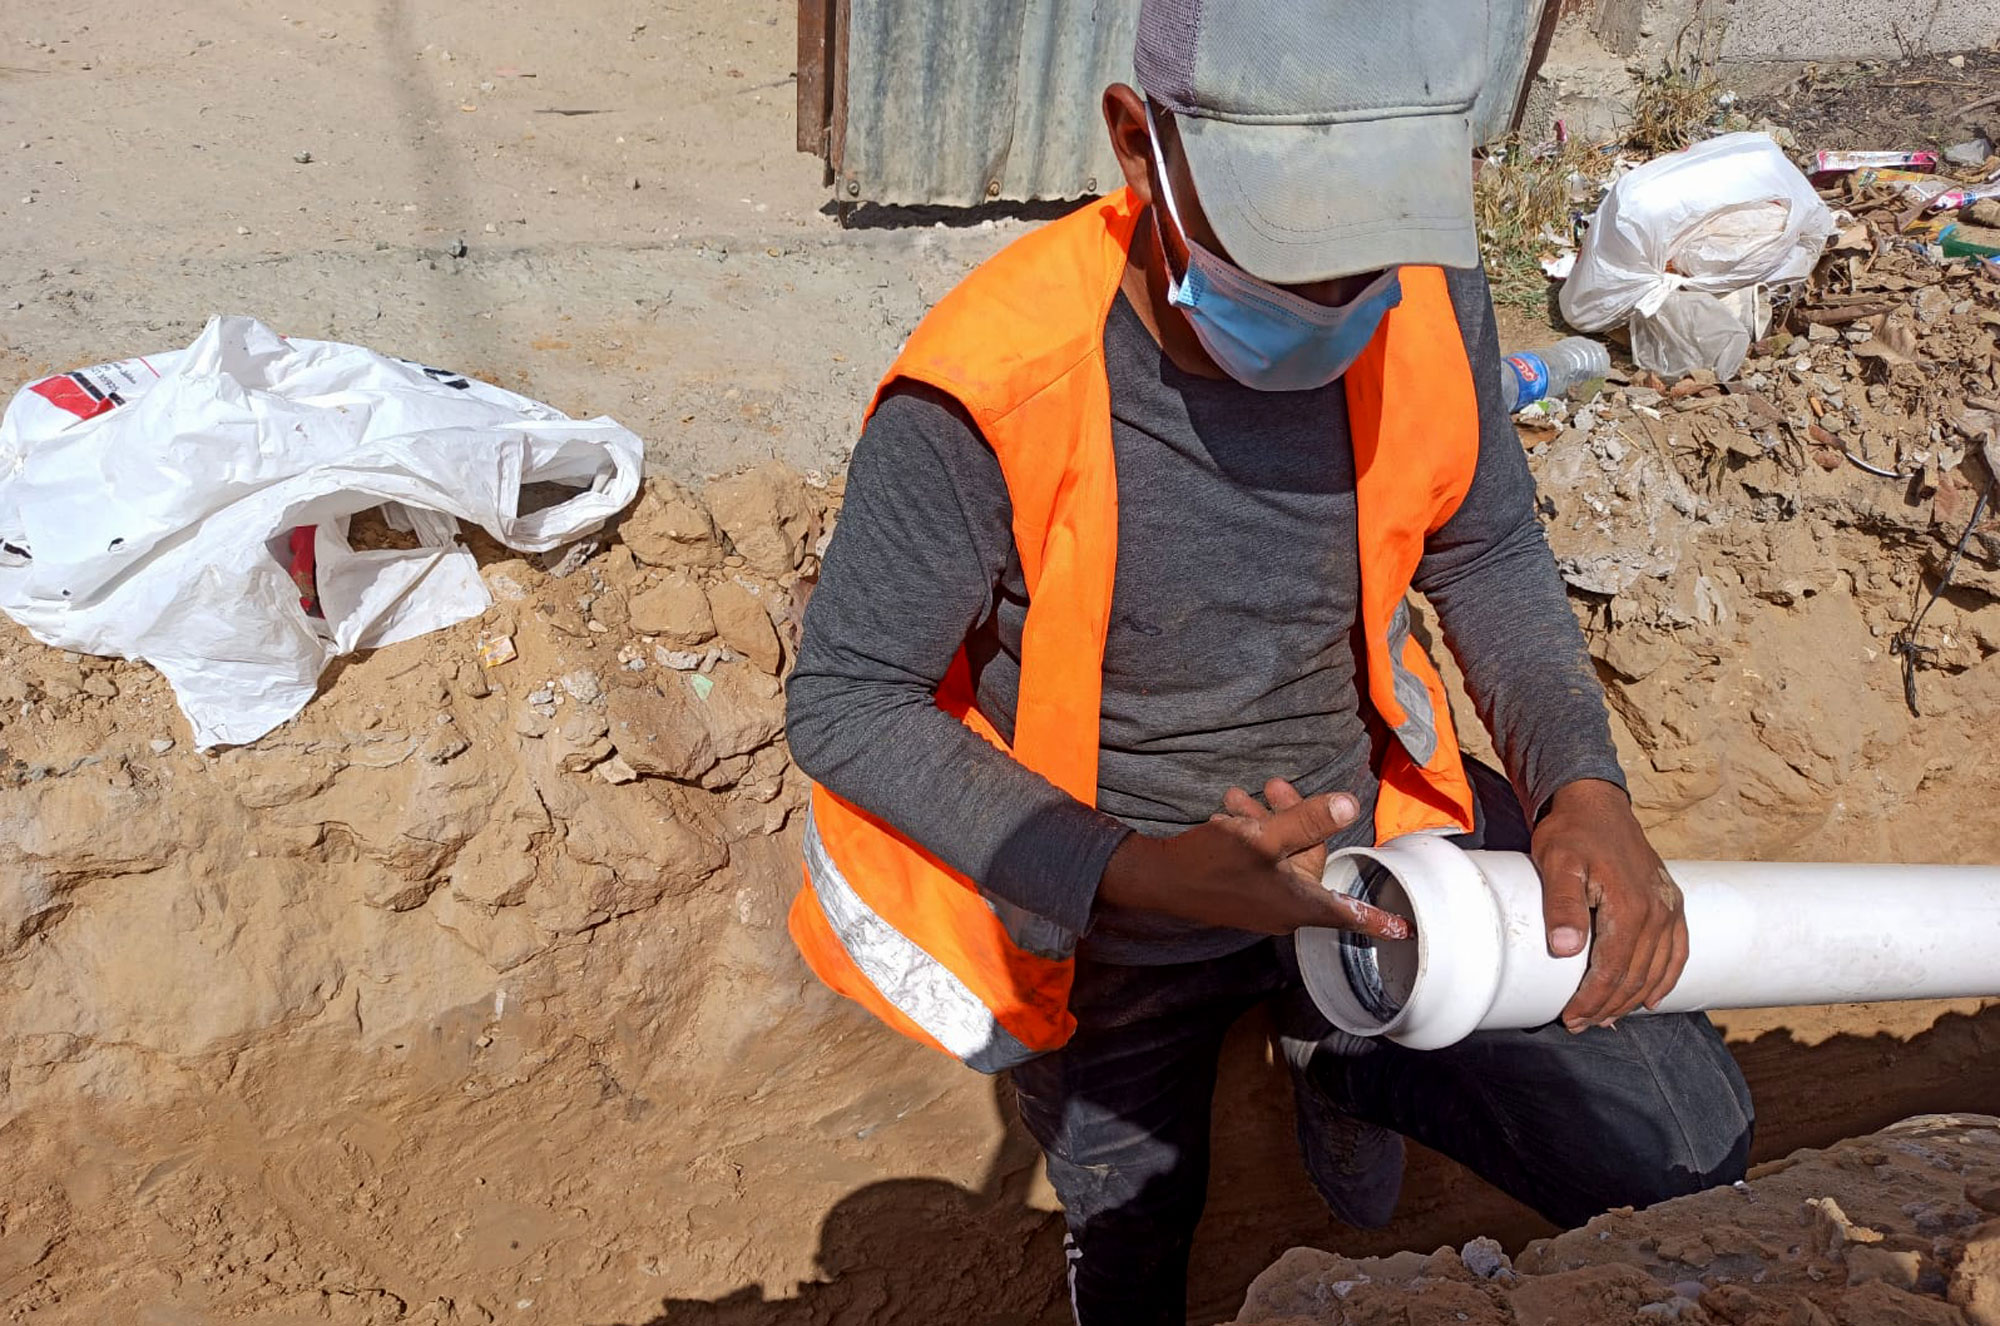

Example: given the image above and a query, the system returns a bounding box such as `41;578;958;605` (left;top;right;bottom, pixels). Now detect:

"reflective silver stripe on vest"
803;809;1040;1074
984;895;1080;962
1384;599;1439;767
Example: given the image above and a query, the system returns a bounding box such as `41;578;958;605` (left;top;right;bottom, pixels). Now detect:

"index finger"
1256;792;1361;859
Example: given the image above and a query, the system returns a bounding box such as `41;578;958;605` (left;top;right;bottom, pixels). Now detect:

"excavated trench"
5;338;2000;1321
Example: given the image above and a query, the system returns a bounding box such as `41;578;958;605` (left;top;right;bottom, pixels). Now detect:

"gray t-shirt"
786;261;1624;964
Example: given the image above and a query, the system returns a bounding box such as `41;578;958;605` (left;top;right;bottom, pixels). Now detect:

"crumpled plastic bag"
0;315;644;748
1629;285;1771;382
1560;132;1836;376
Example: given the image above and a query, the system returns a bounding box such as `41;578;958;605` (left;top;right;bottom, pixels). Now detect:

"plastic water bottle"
1500;337;1611;412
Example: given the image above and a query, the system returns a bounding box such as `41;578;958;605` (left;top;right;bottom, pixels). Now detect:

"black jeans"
1010;764;1756;1326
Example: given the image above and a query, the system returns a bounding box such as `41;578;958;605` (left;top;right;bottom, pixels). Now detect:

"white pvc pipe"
1296;834;2000;1050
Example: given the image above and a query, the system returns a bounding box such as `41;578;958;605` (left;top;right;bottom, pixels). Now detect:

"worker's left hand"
1532;778;1688;1033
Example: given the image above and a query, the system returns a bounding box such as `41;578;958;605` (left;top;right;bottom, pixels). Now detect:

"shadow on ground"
616;1001;2000;1326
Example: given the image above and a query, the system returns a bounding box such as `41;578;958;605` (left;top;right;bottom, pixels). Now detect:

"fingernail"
1328;794;1356;818
1550;926;1584;955
1563;1019;1586;1034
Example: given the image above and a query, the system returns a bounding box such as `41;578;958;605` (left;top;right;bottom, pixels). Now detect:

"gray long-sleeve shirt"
786;259;1625;964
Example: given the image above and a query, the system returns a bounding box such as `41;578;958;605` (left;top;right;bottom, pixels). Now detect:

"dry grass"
1474;137;1603;311
1629;68;1725;155
1629;19;1729;155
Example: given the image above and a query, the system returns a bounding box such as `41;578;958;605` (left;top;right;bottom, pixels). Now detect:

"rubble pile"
1508;240;2000;840
1228;1114;2000;1326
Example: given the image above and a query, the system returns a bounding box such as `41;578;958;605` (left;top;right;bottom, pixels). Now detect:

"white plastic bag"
0;316;644;747
1560;132;1836;337
1629;285;1771;381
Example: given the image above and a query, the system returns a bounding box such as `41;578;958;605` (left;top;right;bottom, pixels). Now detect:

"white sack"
1560;132;1837;334
0;316;643;748
1630;285;1770;381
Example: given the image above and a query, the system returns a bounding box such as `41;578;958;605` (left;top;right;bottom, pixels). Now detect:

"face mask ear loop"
1143;102;1196;271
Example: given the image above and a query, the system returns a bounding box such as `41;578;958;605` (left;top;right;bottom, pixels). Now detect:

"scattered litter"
1561;133;1836;380
475;631;517;668
1808;149;1939;183
0;316;643;747
687;672;714;701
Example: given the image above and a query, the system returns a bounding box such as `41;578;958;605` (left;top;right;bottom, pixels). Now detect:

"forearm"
786;670;1127;935
1424;523;1627;814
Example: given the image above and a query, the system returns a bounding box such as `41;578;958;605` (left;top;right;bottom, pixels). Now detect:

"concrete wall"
1593;0;2000;63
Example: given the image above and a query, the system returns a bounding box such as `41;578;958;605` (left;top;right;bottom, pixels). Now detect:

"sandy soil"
4;5;2000;1326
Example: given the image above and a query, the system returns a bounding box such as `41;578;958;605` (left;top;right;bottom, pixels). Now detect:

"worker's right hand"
1096;781;1412;939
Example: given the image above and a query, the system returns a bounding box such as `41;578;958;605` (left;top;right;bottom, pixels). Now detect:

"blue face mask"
1146;106;1402;392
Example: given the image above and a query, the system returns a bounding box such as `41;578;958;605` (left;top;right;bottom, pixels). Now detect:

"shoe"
1280;1031;1406;1229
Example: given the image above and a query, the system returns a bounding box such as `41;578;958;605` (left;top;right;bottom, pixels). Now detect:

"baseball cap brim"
1175;109;1479;285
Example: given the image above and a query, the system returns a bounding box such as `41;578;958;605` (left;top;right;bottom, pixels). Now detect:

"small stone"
1949;53;1967;67
483;222;497;233
595;755;639;785
706;580;783;675
236;226;251;235
1808;323;1839;343
293;150;313;164
525;685;556;707
628;176;640;190
558;669;603;704
81;675;118;699
1945;137;1995;170
448;238;468;258
149;738;175;754
628;572;715;645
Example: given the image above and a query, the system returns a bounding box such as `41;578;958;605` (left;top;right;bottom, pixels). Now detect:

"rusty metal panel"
837;0;1136;206
829;0;1547;207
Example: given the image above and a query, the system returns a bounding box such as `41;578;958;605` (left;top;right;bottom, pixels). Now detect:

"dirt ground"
4;5;2000;1326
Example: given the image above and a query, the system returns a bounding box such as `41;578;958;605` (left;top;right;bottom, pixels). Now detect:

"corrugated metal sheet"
827;0;1549;208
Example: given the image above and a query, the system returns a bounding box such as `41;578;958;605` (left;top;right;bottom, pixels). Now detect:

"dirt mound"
1229;1114;2000;1326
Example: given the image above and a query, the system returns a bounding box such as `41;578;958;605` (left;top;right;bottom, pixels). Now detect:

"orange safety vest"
789;187;1480;1072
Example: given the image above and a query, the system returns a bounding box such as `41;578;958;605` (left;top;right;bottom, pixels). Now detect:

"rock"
1837;1279;1967;1326
558;669;603;705
1462;1236;1512;1279
1945;138;1994;170
1508;1264;1672;1325
594;755;639;785
1808;1196;1885;1259
420;729;470;765
606;663;782;781
1951;1220;2000;1326
1846;1244;1927;1290
628;572;715;646
148;738;175;755
704;462;819;575
706;580;783;675
620;478;722;569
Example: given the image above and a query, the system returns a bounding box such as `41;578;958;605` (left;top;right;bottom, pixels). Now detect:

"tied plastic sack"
0;315;644;748
1560;132;1836;379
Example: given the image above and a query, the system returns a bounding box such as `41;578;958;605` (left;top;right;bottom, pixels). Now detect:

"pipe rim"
1299;834;1508;1050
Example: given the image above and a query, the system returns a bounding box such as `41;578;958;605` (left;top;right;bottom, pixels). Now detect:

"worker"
784;1;1755;1321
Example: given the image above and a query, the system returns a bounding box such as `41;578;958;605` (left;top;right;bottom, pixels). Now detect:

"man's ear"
1102;83;1154;207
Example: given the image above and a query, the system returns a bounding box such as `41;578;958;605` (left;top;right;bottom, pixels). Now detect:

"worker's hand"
1098;779;1411;939
1533;778;1689;1032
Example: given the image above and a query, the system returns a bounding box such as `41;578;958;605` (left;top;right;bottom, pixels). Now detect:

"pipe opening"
1337;859;1420;1023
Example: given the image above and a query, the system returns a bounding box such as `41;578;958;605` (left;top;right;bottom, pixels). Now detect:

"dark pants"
1010;764;1756;1326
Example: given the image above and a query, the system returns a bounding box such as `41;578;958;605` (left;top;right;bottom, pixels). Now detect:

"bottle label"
1505;353;1550;408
